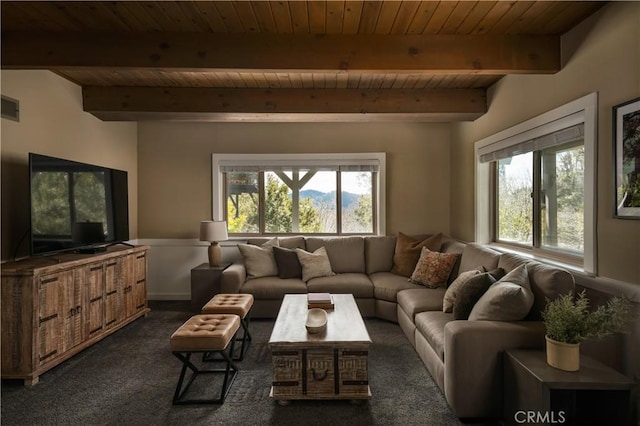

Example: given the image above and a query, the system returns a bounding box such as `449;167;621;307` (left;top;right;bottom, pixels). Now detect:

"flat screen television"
29;153;130;256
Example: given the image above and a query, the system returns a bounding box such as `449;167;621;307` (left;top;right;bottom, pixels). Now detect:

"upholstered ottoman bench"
202;294;254;361
170;314;240;404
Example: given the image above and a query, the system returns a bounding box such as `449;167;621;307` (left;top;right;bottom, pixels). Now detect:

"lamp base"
208;242;222;267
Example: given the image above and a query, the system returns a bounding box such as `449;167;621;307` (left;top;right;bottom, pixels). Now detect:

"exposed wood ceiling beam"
2;31;560;74
82;86;486;122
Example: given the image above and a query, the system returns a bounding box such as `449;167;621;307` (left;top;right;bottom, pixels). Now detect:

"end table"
190;262;231;312
504;349;637;426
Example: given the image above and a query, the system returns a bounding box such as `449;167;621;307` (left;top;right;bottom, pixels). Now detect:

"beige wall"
1;70;138;261
451;2;640;285
138;121;451;238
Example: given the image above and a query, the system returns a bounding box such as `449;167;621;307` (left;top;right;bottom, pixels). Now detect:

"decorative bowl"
306;308;328;334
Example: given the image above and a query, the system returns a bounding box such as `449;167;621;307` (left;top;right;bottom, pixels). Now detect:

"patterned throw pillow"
391;232;443;277
408;247;459;288
442;268;483;313
295;247;335;282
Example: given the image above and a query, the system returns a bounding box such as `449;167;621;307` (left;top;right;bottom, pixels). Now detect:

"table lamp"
199;220;228;267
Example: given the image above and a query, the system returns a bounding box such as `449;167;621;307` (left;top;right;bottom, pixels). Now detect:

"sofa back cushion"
441;237;466;284
247;236;306;250
391;233;443;277
365;235;397;274
306;237;365;274
498;253;575;320
458;243;501;275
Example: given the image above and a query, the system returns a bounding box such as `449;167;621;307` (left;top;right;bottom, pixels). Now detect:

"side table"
190;262;231;312
504;349;637;426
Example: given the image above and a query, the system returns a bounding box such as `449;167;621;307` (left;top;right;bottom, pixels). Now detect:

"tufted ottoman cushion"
202;294;254;319
170;314;240;353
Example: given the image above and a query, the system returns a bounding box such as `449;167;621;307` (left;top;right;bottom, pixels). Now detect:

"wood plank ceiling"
1;1;607;122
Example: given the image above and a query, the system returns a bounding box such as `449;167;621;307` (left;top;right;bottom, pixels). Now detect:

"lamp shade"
199;220;228;242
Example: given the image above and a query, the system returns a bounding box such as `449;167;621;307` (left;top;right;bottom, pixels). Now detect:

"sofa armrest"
221;262;247;294
443;320;546;418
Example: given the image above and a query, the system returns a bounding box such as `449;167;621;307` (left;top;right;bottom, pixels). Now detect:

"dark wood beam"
82;86;487;121
3;31;560;74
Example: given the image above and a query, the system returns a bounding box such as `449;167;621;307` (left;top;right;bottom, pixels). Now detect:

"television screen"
29;153;129;256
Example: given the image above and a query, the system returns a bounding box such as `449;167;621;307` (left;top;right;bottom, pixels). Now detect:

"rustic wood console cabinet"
1;245;150;385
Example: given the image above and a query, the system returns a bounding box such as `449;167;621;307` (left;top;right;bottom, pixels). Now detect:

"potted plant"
542;291;632;371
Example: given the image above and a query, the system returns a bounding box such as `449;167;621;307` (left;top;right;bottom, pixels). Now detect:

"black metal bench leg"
233;313;252;361
171;336;239;405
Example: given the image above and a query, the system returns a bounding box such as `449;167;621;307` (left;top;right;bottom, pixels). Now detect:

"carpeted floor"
1;301;499;426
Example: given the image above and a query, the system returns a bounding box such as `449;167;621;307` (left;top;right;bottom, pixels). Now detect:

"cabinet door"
121;254;136;318
104;258;123;329
77;263;105;339
60;270;83;354
37;272;70;366
132;252;148;314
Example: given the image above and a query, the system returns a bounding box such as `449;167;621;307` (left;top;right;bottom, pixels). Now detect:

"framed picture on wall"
614;97;640;219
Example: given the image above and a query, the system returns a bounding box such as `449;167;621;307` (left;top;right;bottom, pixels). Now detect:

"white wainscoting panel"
137;239;240;300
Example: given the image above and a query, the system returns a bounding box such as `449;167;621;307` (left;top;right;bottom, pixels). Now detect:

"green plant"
542;291;632;344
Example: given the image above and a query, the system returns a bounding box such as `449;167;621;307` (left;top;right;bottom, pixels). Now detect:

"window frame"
212;153;386;236
475;93;597;273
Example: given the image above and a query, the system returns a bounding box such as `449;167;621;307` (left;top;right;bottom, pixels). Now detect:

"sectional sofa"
220;234;575;418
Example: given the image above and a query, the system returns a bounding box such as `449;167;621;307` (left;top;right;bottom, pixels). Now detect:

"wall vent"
1;95;20;122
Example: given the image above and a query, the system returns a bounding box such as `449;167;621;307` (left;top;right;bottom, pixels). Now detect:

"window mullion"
532;151;542;249
258;172;266;234
336;172;342;234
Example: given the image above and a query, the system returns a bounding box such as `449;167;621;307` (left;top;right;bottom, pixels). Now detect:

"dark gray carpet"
1;301;497;426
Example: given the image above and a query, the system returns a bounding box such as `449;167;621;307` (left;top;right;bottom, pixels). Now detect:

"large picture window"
494;134;585;256
213;153;385;236
475;93;597;273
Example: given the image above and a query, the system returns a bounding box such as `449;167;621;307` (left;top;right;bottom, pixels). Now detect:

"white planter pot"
546;336;580;371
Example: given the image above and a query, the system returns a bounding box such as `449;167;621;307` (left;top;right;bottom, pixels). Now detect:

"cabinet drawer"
306;350;335;396
272;350;303;396
338;350;369;395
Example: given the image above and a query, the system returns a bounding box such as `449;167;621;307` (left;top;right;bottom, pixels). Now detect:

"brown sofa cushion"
397;288;447;318
391;232;443;277
273;246;302;279
452;269;504;320
458;243;501;275
306;236;366;274
296;247;335;282
415;311;454;361
442;268;483;313
369;272;424;302
498;254;575;320
307;273;374;298
240;276;307;299
469;265;534;321
365;235;397;274
237;240;279;279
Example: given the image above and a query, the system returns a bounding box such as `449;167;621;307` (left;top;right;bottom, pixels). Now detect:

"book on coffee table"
307;292;334;309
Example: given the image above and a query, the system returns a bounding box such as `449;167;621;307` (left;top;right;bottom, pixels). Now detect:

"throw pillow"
295;247;335;282
273;246;303;279
452;272;497;320
442;268;483;313
409;247;459;288
391;232;443;277
237;242;279;279
469;265;534;321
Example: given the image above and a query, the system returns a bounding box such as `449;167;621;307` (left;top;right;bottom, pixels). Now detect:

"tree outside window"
225;169;374;235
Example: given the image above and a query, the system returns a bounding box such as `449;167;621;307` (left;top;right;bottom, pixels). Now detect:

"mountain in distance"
297;190;360;209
